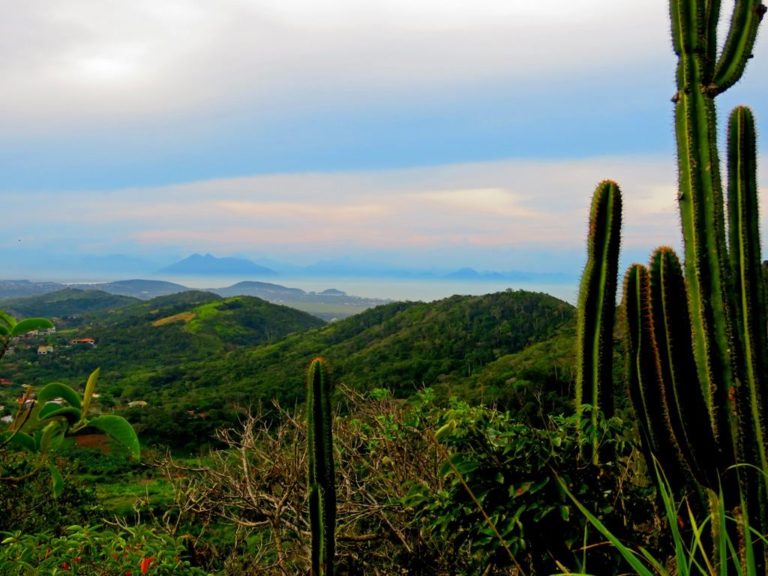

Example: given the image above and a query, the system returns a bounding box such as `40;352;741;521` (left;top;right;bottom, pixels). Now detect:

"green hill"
1;288;575;450
2;288;140;321
0;290;325;395
115;290;574;448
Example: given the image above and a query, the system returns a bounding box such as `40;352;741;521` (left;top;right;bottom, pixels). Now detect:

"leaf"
48;462;64;498
80;368;100;417
0;310;17;334
39;421;66;453
87;415;140;460
11;318;54;337
37;404;81;425
1;431;36;452
37;382;82;410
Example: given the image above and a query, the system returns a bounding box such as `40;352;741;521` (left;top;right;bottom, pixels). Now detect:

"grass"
556;460;766;576
94;476;175;516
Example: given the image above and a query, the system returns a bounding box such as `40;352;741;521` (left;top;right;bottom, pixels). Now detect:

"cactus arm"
648;247;721;488
712;1;766;94
726;106;768;499
670;0;703;57
623;264;662;459
307;357;336;576
575;181;622;461
672;0;735;446
703;0;722;75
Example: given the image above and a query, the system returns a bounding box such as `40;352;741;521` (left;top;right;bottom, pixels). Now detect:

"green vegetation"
1;1;767;574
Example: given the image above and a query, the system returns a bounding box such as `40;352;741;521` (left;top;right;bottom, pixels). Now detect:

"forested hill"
2;288;140;319
127;290;575;443
0;289;325;388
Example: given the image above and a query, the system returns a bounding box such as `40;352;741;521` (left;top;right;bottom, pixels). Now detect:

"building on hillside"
71;337;96;346
128;400;148;408
37;345;54;355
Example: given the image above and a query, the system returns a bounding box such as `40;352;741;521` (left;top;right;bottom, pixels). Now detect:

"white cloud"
2;153;713;257
1;1;671;136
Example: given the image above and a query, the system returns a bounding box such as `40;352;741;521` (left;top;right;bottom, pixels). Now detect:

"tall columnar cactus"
306;357;336;576
670;0;765;450
575;180;622;461
574;0;768;565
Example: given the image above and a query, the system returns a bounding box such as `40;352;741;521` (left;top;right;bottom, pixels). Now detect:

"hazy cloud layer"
7;154;765;276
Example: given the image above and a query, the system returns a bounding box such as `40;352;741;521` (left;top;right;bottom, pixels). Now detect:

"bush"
0;522;209;575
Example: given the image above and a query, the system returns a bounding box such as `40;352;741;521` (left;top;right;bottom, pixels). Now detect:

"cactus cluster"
306;357;336;576
575;0;768;565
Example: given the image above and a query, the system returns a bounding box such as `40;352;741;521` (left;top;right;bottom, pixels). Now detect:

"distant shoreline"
1;275;579;305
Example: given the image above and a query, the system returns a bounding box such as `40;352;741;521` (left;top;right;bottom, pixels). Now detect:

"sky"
2;1;768;287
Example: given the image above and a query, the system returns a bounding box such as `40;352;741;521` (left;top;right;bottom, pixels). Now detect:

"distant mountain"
213;281;391;321
73;279;189;300
214;281;306;299
444;267;507;280
160;254;276;276
0;280;65;299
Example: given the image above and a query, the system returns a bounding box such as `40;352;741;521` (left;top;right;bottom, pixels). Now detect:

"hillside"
117;290;575;448
0;290;325;396
2;288;140;321
1;288;575;450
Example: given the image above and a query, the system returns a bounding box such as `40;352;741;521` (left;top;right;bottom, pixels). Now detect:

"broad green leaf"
88;415;140;460
37;382;82;409
37;403;81;425
48;462;64;498
0;310;17;333
39;421;65;453
80;368;100;417
33;430;43;451
1;431;36;452
11;318;54;337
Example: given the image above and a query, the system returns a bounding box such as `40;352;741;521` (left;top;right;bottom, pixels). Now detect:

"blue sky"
2;0;767;283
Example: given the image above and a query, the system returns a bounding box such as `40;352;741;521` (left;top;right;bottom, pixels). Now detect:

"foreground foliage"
151;388;654;575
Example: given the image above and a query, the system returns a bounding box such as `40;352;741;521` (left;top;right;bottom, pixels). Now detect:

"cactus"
671;0;765;449
574;0;767;565
574;180;622;462
306;357;336;576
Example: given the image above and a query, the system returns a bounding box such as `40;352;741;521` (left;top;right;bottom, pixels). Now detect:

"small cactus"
306;357;336;576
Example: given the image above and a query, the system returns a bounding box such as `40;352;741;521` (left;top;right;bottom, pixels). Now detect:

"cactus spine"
307;357;336;576
575;180;622;462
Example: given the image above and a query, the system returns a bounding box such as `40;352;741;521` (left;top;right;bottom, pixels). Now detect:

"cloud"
2;0;671;138
14;152;762;269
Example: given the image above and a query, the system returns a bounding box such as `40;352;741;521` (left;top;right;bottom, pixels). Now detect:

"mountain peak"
160;254;276;277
